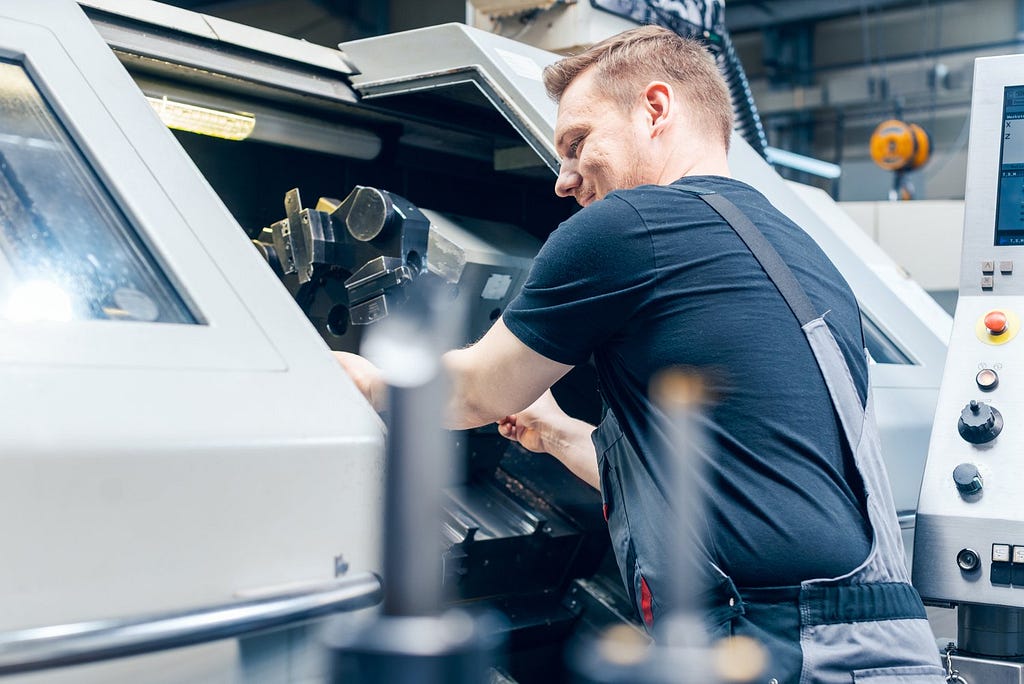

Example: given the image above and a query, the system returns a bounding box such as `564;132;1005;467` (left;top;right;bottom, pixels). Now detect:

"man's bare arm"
443;317;572;430
335;317;572;430
497;390;599;489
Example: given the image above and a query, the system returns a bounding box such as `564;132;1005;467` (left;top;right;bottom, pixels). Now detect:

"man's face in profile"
553;68;654;207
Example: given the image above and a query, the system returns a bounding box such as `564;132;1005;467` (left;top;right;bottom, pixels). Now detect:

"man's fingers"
497;416;524;442
332;350;387;411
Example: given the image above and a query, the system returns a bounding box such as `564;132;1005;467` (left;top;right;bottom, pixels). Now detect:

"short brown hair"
543;25;732;149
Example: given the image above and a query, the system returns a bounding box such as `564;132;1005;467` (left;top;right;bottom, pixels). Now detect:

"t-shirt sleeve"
503;195;655;365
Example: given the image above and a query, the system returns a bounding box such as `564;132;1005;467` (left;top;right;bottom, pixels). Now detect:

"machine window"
862;313;914;365
995;84;1024;246
0;60;196;324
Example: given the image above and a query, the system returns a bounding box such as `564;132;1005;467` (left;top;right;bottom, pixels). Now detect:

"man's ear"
643;81;673;138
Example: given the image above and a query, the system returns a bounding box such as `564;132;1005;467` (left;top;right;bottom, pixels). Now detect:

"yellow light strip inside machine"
146;96;255;141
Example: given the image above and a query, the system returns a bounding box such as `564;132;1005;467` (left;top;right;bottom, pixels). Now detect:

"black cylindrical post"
324;284;505;683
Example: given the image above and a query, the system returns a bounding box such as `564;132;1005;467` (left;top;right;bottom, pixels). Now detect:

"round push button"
976;368;999;391
957;548;981;572
976;309;1019;345
985;311;1008;335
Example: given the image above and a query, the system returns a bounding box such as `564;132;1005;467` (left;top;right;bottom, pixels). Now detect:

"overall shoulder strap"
680;187;820;327
684;186;870;448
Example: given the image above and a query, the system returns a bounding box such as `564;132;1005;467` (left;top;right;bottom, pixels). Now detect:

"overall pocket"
851;665;946;682
800;616;944;684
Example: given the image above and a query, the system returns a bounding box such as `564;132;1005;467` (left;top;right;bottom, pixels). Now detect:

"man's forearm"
543;417;600;490
441;319;573;430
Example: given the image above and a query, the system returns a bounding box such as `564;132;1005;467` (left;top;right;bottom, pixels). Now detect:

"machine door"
343;23;560;173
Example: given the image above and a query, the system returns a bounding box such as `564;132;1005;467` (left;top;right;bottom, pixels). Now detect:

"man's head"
544;25;732;206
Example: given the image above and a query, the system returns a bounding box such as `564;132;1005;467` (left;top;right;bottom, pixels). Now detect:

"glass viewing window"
0;60;196;324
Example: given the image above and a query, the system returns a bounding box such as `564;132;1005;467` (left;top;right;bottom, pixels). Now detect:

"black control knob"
957;400;1003;444
952;462;983;496
957;548;981;572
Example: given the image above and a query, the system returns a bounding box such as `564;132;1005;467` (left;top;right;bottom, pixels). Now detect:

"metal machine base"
949;653;1024;684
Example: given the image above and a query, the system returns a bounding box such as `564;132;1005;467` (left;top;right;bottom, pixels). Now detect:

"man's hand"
497;389;600;490
497;389;565;454
333;351;387;412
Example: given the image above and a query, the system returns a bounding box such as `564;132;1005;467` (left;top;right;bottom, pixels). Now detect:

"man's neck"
658;153;731;184
679;156;731;179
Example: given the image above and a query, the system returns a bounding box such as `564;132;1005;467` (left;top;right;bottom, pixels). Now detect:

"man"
339;25;944;682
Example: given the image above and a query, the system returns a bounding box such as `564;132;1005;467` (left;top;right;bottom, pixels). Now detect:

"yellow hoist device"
870;119;931;200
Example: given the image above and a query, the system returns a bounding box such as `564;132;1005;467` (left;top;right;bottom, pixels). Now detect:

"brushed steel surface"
949;653;1024;684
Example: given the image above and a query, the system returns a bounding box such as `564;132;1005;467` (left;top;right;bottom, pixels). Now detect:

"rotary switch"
957;400;1003;444
953;462;983;496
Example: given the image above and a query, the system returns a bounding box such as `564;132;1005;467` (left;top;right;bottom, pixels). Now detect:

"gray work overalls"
592;187;945;683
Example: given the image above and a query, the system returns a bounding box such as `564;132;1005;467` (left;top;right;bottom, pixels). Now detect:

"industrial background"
143;0;1014;316
154;0;1019;203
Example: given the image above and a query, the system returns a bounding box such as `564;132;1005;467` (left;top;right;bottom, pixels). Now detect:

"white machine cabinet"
0;2;384;682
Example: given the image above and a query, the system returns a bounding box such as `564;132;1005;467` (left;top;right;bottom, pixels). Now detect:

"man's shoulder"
608;176;763;212
535;193;659;270
553;192;648;239
574;192;647;220
606;182;705;206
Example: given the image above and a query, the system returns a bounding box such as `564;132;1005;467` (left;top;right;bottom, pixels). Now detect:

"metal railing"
0;572;381;676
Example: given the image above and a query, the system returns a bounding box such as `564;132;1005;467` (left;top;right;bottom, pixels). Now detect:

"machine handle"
0;572;382;675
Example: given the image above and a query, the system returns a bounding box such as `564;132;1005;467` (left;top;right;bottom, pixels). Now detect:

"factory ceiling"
158;0;961;42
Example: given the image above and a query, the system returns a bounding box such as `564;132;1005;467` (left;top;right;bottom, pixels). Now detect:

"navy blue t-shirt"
503;176;872;587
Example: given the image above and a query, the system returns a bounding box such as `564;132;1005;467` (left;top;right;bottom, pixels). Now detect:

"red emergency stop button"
985;311;1008;335
976;309;1018;345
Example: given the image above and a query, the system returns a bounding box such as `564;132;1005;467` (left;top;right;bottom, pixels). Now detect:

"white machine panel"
914;55;1024;609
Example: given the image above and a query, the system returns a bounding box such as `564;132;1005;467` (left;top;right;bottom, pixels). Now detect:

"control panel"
913;55;1024;609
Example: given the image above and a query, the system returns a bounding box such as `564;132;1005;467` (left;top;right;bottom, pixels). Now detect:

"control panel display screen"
995;85;1024;245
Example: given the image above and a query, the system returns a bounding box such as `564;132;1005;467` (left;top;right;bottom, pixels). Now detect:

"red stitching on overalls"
640;576;654;627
